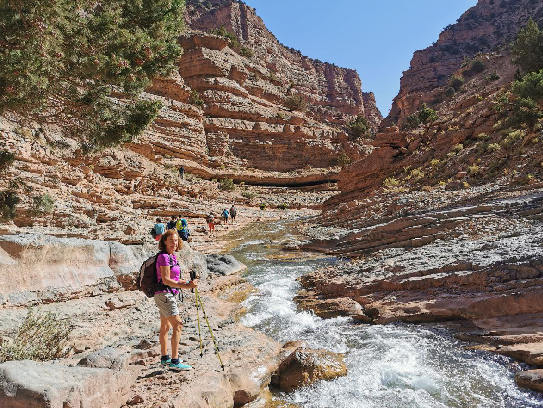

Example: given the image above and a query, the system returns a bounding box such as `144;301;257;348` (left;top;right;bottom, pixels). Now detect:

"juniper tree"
511;18;543;74
0;0;185;149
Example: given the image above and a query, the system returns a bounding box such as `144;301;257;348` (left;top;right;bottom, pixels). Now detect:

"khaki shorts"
154;292;180;317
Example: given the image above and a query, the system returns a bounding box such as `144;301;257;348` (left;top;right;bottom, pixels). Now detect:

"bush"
408;168;424;181
218;178;235;191
470;59;486;73
284;94;307;112
0;150;15;173
347;116;371;139
485;71;500;81
468;165;479;174
30;194;55;216
503;129;526;145
337;150;351;168
383;177;400;187
430;158;441;167
418;103;438;124
279;203;288;210
241;191;256;200
0;190;19;220
508;97;542;129
453;143;464;153
189;90;205;107
0;308;73;363
449;75;464;91
511;69;543;101
209;26;240;49
259;202;266;210
401;114;421;131
445;87;455;97
487;143;501;152
239;46;253;58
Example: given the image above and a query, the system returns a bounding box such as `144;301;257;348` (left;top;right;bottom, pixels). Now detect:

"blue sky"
244;0;477;116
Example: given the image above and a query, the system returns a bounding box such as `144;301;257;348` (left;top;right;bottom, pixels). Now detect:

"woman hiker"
155;229;198;371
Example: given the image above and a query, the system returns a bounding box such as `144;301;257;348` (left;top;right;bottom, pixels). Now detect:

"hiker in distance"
155;229;198;371
229;204;236;223
206;213;215;236
222;208;229;225
167;215;177;230
154;218;166;241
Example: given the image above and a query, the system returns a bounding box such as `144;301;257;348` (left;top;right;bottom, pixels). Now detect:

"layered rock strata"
386;0;543;125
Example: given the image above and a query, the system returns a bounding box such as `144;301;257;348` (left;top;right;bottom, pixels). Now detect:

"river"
224;219;543;408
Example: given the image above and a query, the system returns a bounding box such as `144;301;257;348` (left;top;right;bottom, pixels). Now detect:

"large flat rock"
0;360;139;408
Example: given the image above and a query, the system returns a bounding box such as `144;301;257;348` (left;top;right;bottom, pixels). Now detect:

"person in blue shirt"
154;218;166;241
222;209;229;225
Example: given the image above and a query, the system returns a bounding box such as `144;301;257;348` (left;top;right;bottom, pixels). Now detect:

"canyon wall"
386;0;543;126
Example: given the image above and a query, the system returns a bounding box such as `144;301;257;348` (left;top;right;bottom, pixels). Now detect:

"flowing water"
225;220;543;408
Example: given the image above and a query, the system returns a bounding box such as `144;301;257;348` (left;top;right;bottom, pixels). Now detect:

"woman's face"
165;233;179;253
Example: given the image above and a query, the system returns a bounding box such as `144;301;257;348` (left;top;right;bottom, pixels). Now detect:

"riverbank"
294;181;543;393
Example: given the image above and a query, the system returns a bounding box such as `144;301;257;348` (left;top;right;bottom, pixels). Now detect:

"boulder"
206;254;246;276
0;360;138;408
516;369;543;392
272;345;347;392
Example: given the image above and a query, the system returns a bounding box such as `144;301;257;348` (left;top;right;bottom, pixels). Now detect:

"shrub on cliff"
509;97;542;129
418;103;438;125
0;190;19;220
0;0;184;149
219;178;235;191
284;94;307;112
0;308;73;363
30;194;55;217
449;76;464;91
209;26;241;49
511;70;543;101
347;116;372;140
511;18;543;73
189;90;205;107
401;114;421;131
337;150;351;168
0;150;15;173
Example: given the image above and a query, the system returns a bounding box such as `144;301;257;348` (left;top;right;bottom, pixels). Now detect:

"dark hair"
158;229;182;252
156;218;161;222
171;215;176;220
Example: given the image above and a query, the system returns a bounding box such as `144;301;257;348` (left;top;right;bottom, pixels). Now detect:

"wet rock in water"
0;360;138;408
296;296;368;321
516;369;543;392
497;343;543;365
206;253;246;276
272;345;347;392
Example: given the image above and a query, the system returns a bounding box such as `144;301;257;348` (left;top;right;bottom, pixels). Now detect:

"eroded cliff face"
386;0;543;126
185;0;381;129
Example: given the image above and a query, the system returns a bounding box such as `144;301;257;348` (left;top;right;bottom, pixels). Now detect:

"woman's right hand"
187;279;198;289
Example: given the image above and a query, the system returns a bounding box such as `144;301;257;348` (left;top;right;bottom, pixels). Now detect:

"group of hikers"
152;205;237;241
152;215;190;242
145;204;238;372
205;205;237;236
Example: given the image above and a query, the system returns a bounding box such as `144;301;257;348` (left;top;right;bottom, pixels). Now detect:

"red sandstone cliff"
385;0;543;126
185;0;381;130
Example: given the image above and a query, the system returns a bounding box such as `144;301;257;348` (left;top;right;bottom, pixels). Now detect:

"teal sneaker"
160;356;171;366
169;360;192;371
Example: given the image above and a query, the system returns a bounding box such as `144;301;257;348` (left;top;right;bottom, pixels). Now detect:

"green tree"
418;103;438;125
347;115;371;139
511;18;543;73
0;0;185;149
511;69;543;101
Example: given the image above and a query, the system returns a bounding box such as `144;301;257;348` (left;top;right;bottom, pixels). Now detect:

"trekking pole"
195;288;225;371
190;271;204;357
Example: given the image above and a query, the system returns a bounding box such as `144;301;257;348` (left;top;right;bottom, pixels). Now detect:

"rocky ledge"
0;234;345;407
296;185;543;392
